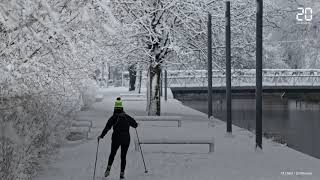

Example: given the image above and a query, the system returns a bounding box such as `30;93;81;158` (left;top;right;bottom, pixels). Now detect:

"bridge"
121;69;320;88
164;69;320;99
166;69;320;88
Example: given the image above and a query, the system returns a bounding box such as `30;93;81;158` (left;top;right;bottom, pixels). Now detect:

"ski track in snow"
35;87;320;180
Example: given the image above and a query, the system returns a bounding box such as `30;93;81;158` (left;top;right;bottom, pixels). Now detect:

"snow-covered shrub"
0;64;99;179
79;79;99;110
0;67;84;179
0;0;113;179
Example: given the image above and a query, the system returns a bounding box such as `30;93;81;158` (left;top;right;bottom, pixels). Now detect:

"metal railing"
167;69;320;87
120;69;320;87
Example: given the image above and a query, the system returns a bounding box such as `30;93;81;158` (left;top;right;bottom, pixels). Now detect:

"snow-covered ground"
36;87;320;180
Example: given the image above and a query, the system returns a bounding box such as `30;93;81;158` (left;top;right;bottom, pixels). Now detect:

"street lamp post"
207;13;213;118
226;1;232;133
256;0;263;149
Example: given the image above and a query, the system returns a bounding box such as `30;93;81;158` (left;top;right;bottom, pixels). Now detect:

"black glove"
97;135;102;141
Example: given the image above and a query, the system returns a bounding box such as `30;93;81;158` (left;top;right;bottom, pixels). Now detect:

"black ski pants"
107;133;130;172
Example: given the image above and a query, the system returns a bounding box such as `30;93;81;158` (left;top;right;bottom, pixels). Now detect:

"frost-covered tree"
107;0;282;115
263;0;320;68
0;0;115;179
107;0;209;115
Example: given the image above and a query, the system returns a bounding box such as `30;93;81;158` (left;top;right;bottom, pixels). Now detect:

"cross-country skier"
98;97;138;179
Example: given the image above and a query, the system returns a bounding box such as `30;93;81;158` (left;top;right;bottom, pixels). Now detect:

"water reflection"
180;98;320;159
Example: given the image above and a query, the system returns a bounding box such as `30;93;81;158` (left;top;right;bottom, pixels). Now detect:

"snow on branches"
106;0;267;115
0;0;114;179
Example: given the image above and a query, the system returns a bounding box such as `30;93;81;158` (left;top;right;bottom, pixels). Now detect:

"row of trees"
1;0;319;178
106;0;301;115
272;0;320;69
0;0;117;179
109;0;320;115
108;0;248;115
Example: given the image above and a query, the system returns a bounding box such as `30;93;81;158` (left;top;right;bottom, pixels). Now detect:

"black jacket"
100;112;138;138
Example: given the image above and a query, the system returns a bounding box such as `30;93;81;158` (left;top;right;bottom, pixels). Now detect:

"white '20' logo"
296;8;312;21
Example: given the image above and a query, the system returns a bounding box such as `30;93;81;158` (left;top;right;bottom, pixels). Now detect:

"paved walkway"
36;87;320;180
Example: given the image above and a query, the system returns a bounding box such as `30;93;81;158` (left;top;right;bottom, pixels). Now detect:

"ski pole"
93;139;100;180
135;128;148;173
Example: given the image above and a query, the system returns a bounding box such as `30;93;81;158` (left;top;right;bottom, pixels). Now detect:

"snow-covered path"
36;87;320;180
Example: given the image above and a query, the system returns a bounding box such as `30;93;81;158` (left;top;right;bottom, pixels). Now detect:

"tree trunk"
146;68;150;112
138;70;142;93
147;64;161;116
128;64;136;91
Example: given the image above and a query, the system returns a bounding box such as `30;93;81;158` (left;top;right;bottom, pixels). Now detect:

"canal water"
178;96;320;159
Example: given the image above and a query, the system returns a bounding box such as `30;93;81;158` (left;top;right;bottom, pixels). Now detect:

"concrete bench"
120;93;146;98
134;138;214;153
121;98;146;101
95;94;104;102
70;126;90;132
72;120;92;129
69;126;90;139
134;116;182;127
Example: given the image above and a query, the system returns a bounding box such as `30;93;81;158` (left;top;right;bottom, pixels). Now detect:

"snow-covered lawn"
36;87;320;180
